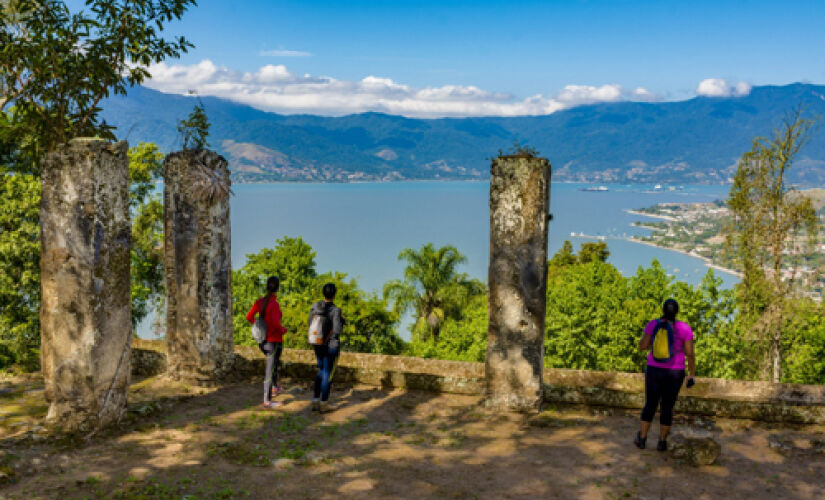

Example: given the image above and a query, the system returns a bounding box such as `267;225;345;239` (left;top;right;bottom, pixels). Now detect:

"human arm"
245;300;259;324
639;333;651;351
684;338;696;382
638;320;655;350
331;307;343;338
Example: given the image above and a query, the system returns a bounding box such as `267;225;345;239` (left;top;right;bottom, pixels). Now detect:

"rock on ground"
670;430;721;466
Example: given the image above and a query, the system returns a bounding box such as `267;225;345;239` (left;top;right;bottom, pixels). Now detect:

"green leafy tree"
725;109;821;381
0;0;195;168
232;237;404;354
545;259;637;371
1;0;194;353
128;143;165;329
408;291;488;362
177;102;210;150
544;243;741;378
549;240;577;268
383;243;484;342
0;168;40;369
578;241;610;264
781;299;825;384
128;142;164;207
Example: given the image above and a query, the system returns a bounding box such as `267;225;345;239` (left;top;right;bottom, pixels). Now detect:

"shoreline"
624;209;677;222
628;237;743;278
228;178;736;187
567;232;742;279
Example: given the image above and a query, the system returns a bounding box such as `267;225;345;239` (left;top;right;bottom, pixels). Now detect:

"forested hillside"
101;84;825;184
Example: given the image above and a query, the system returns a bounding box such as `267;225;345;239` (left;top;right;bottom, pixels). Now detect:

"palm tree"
383;243;484;341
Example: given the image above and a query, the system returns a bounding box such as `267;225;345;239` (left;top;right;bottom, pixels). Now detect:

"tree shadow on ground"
2;373;825;499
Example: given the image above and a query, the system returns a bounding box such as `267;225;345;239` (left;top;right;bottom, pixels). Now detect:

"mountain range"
101;83;825;185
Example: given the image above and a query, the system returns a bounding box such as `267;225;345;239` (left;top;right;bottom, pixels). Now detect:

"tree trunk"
772;334;782;383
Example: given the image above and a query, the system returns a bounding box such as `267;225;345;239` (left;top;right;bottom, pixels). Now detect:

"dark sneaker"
311;399;320;412
657;439;667;452
634;431;647;449
319;401;338;413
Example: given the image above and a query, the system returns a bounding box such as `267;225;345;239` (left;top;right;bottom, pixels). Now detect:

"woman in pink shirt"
634;299;696;451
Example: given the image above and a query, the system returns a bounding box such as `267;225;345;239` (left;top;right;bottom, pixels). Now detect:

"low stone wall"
130;340;825;424
543;369;825;423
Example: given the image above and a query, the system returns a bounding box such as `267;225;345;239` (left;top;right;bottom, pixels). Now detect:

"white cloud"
259;49;312;57
696;78;752;97
145;59;658;118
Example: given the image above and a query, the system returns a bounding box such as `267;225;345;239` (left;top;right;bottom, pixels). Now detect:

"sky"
94;0;825;117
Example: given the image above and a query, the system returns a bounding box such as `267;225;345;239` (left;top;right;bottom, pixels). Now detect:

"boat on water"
579;186;609;192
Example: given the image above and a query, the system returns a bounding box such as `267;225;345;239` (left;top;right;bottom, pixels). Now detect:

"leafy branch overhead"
0;0;195;169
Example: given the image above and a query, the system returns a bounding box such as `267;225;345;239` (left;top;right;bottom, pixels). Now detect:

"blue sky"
99;0;825;116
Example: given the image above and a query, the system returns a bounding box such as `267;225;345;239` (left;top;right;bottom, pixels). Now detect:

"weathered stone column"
486;154;551;411
40;138;132;431
164;149;233;384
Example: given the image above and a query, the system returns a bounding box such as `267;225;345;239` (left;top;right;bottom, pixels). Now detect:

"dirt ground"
2;373;825;499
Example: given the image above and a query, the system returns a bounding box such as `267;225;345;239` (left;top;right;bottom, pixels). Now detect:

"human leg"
319;351;334;402
313;345;326;402
658;369;686;442
262;342;275;404
272;342;283;392
639;366;664;439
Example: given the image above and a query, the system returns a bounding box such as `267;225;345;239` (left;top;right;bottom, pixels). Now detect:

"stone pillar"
164;149;233;384
40;138;132;431
486;154;551;411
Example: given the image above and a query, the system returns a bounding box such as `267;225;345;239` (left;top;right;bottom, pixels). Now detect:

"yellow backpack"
651;319;675;363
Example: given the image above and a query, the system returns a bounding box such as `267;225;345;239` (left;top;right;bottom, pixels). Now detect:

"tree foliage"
0;168;40;369
383;243;484;342
232;237;404;355
0;0;194;363
0;0;195;167
130;196;164;329
177;102;210;150
544;243;739;376
725;109;821;381
408;293;487;362
128;143;165;329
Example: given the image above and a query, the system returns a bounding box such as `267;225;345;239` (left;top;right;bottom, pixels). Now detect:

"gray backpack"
251;295;271;344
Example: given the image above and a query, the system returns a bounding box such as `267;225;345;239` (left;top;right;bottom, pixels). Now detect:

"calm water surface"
231;181;737;290
138;181;737;337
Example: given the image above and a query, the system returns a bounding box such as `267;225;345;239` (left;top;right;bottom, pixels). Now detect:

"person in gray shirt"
309;282;343;412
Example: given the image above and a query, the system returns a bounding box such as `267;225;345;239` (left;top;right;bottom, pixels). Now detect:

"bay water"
139;181;738;338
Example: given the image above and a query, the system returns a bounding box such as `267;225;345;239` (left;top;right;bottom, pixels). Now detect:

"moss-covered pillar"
40;138;132;431
163;149;233;385
486;154;551;411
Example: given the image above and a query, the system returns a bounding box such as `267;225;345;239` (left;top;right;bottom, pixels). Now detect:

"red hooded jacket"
246;294;287;343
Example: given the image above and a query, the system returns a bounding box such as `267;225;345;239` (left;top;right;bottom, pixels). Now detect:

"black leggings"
641;365;685;426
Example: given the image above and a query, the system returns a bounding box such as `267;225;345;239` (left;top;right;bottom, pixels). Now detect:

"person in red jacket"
246;276;288;408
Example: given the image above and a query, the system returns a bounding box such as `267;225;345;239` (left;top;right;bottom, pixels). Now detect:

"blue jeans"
313;344;338;402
